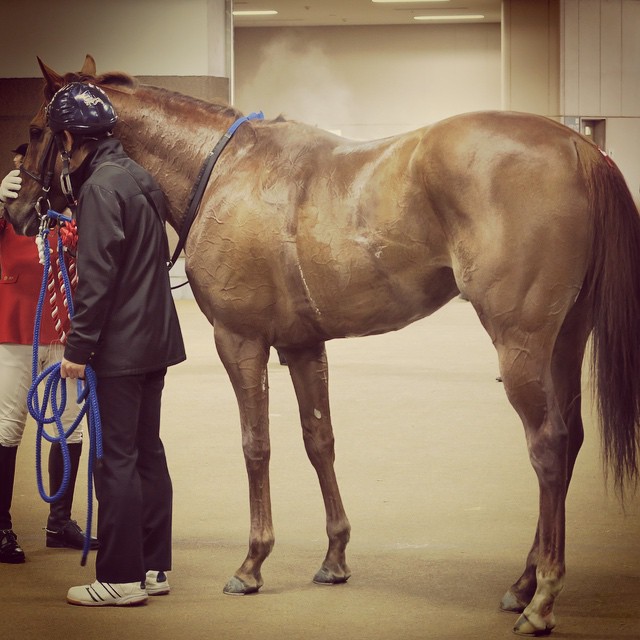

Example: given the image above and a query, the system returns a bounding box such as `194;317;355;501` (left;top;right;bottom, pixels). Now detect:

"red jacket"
0;218;70;345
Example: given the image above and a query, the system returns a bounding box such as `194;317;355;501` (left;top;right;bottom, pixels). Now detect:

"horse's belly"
297;256;459;339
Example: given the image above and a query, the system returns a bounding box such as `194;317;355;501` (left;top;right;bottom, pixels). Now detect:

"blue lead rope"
28;214;103;566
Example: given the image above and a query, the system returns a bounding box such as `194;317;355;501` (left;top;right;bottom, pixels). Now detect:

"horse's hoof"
223;576;260;595
513;612;554;636
500;589;527;613
313;566;350;585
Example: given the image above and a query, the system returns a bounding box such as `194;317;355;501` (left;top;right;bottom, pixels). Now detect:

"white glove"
0;169;22;202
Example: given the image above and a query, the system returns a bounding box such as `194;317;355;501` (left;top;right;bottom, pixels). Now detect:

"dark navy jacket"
64;137;186;376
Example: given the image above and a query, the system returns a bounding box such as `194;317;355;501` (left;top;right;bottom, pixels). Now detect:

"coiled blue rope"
27;213;103;566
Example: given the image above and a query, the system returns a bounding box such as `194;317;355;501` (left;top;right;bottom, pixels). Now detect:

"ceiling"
232;0;502;27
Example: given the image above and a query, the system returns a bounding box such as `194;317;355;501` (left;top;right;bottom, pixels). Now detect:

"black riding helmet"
47;82;118;135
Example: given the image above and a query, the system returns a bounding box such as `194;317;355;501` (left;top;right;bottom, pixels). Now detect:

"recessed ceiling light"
372;1;449;3
233;10;278;16
414;14;485;20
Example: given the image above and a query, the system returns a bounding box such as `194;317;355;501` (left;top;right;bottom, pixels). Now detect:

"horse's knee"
242;435;271;465
302;428;335;460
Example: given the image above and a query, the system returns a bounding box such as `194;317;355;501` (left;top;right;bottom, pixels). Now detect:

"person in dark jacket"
45;82;186;606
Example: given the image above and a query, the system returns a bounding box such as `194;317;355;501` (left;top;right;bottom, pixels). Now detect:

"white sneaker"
145;570;170;596
67;580;148;606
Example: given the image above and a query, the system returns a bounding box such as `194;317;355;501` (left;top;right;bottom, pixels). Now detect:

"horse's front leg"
214;325;272;595
279;342;351;585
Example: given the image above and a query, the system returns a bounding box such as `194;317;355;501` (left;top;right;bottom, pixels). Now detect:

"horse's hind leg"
501;300;590;620
484;317;577;636
278;342;352;585
214;324;273;595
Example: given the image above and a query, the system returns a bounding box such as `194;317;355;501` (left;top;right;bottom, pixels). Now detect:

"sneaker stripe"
100;582;121;599
86;586;104;603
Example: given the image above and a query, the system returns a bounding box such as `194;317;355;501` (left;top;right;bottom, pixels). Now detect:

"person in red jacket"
0;145;97;564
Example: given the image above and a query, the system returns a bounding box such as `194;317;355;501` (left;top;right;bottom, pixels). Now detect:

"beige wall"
0;0;229;77
235;5;639;195
234;24;502;141
502;0;561;115
0;0;230;177
1;2;638;193
561;0;640;198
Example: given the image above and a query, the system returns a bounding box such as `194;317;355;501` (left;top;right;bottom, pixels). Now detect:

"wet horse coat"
5;56;640;636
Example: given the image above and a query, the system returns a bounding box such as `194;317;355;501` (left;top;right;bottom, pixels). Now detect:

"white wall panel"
560;0;640;193
606;118;640;202
600;0;622;115
562;0;640;117
502;0;560;115
577;0;602;115
561;1;581;114
621;0;640;113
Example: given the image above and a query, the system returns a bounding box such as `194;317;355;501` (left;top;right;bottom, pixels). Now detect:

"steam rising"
236;35;354;135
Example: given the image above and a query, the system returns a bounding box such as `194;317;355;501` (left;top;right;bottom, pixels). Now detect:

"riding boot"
0;444;25;563
45;442;98;549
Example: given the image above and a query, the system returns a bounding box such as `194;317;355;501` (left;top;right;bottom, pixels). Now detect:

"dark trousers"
93;368;172;583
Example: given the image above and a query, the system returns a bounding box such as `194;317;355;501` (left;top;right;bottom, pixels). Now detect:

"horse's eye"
30;127;43;140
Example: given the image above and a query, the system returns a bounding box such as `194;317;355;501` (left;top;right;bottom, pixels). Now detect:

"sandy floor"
2;298;639;639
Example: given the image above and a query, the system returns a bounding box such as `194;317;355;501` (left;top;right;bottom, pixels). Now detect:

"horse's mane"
137;83;244;122
42;70;137;100
45;69;245;122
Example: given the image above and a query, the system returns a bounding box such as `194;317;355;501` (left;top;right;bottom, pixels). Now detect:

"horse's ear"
80;54;97;77
37;56;63;95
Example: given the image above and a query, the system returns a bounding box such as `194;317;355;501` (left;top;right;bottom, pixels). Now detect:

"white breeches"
0;343;83;447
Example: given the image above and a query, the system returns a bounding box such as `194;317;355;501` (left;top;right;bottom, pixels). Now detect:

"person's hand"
0;169;22;202
60;357;86;380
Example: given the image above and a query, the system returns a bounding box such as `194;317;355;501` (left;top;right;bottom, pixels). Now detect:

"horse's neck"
110;86;229;233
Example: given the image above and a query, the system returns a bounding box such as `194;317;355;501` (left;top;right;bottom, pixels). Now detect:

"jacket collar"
71;137;128;191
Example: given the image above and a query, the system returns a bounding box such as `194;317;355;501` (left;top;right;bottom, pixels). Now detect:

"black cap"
11;143;28;156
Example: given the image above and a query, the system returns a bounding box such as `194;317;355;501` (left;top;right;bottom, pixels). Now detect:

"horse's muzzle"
3;201;40;237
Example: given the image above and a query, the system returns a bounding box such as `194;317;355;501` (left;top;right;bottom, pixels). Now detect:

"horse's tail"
579;139;640;497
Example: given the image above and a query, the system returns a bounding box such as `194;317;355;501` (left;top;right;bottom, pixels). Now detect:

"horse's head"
3;55;99;235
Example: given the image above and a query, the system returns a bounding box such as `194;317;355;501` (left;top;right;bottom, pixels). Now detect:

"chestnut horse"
5;56;640;636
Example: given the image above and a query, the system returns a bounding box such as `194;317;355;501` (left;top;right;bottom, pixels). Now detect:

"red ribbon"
59;220;78;251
